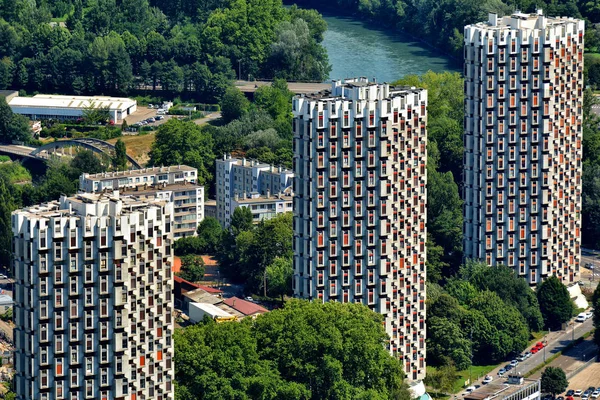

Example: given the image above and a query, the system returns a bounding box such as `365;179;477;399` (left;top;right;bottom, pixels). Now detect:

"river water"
321;12;459;82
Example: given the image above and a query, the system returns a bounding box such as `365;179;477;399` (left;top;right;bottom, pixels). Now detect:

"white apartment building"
215;155;293;227
231;190;293;223
463;11;584;284
12;192;175;400
293;78;428;382
80;166;204;238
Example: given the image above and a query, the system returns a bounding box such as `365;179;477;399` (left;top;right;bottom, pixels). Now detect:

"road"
193;112;221;125
234;80;330;94
457;316;595;395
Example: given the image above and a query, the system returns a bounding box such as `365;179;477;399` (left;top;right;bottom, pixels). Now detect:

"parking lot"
562;362;600;397
123;106;176;129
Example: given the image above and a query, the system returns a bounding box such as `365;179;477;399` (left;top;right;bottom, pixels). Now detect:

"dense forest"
291;0;600;57
0;0;330;101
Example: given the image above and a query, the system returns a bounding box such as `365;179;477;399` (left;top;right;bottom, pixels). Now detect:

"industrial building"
293;78;428;382
215;155;293;227
7;93;137;123
12;192;175;400
463;11;584;284
80;166;204;238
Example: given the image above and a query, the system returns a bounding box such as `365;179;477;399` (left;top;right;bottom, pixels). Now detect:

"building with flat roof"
8;94;137;123
463;11;584;284
464;375;540;400
293;77;428;381
215;155;293;227
80;166;204;238
12;191;175;400
231;190;293;224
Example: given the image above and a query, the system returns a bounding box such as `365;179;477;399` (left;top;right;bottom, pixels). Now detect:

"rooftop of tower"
467;10;582;31
298;77;424;102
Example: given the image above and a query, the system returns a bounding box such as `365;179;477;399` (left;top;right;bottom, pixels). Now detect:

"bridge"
0;138;142;169
234;80;330;94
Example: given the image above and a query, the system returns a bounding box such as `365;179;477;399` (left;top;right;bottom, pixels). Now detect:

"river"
321;12;459;82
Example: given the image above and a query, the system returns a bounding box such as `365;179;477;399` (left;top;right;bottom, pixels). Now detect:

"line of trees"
0;0;330;101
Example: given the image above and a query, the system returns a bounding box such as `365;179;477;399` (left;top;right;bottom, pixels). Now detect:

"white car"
575;390;584;397
245;296;254;302
585;311;593;319
465;386;476;394
591;391;600;399
483;376;493;384
576;313;587;322
497;368;506;376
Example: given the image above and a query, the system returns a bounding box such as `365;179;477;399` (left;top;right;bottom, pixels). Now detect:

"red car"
531;347;539;354
536;342;545;349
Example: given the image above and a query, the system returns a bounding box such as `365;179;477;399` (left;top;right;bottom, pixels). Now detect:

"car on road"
0;274;6;279
524;351;532;358
575;390;583;397
483;376;493;384
518;354;527;361
586;311;594;319
568;390;576;397
465;386;476;394
497;368;506;376
510;360;518;367
504;364;513;371
576;312;588;322
531;347;539;354
591;392;600;399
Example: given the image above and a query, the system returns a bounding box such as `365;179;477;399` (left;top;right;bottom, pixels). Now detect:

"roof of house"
173;275;223;294
9;94;136;111
183;288;221;305
223;297;268;316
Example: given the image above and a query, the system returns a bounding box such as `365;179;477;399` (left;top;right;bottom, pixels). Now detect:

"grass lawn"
451;365;496;393
108;133;155;167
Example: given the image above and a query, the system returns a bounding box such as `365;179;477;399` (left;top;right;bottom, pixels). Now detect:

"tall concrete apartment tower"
12;192;175;400
293;78;428;382
463;11;584;284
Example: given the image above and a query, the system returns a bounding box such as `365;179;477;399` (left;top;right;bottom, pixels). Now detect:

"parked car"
531;347;539;354
576;312;587;322
585;311;594;319
558;396;565;400
575;390;583;397
465;386;476;394
588;388;597;394
583;390;592;399
148;104;153;108
591;392;600;399
505;364;513;371
146;118;156;123
518;354;527;361
568;396;576;400
510;360;518;367
245;296;254;302
567;390;576;397
483;376;493;384
156;115;164;120
498;368;506;376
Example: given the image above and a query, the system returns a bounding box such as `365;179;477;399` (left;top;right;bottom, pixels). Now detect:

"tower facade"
12;192;175;400
463;12;584;284
293;78;428;381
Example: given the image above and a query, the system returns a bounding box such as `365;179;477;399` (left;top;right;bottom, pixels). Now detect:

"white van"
157;109;166;115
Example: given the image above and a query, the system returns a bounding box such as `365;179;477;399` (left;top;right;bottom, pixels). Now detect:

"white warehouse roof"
8;94;136;112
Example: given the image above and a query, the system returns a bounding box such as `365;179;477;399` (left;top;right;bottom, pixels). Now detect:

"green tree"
82;102;111;125
178;254;205;282
427;316;472;370
196;217;223;254
425;364;457;397
593;284;600;348
0;97;31;144
71;150;107;177
230;206;253;235
537;276;575;330
113;138;128;171
541;367;569;397
220;86;250;122
265;256;293;302
173;236;204;256
0;177;14;268
150;119;215;185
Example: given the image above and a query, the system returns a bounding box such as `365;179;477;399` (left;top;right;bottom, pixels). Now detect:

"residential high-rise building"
12;192;175;400
80;166;204;238
293;78;428;382
463;11;584;284
215;155;293;227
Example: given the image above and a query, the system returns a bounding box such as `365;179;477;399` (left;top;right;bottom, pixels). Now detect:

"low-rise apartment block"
215;155;293;227
80;166;204;238
12;192;175;400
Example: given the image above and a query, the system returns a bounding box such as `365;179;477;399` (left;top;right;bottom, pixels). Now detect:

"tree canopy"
174;300;411;400
541;367;569;396
537;276;575;330
177;254;205;282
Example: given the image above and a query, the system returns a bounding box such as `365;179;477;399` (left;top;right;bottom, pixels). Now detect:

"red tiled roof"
201;255;218;266
173;276;222;294
223;297;268;316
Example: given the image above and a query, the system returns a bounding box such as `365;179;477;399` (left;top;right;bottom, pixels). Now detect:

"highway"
456;316;595;396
